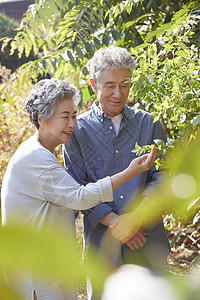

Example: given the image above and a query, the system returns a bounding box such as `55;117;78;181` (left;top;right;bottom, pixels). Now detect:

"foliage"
0;89;34;187
0;0;200;299
0;12;37;73
132;138;167;170
0;0;199;137
0;224;111;297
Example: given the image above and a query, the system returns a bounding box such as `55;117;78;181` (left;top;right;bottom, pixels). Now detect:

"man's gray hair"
89;46;135;82
25;78;80;129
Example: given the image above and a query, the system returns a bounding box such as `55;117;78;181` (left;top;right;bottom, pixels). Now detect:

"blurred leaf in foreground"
0;224;111;298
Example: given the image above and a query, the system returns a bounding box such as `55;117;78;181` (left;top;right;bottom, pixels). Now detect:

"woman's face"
38;98;77;151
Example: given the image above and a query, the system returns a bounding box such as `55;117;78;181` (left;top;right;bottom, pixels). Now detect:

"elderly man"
63;46;170;299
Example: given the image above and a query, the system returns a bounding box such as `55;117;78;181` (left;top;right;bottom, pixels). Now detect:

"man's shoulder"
77;109;92;121
77;106;99;127
127;105;154;120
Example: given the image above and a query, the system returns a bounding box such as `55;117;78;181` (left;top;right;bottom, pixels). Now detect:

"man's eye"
107;86;115;89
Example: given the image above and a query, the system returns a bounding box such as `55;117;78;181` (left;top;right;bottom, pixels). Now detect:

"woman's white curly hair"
25;78;80;129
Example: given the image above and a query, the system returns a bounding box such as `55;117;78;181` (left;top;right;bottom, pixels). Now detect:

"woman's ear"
89;78;97;93
37;117;43;128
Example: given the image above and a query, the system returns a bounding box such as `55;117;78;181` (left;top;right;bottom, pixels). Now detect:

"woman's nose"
68;118;76;127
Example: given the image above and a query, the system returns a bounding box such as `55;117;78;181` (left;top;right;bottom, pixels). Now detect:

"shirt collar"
91;100;130;120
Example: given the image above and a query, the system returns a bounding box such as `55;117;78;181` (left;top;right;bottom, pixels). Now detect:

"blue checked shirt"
63;101;170;256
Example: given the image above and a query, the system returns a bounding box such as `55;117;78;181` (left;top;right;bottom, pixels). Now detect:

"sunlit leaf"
5;92;14;107
0;84;7;93
82;86;90;104
10;86;23;96
49;0;59;13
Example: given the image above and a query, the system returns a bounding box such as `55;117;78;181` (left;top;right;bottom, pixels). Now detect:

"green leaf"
34;13;46;32
153;139;166;149
67;50;76;66
112;30;120;41
5;92;14;107
49;0;59;13
38;6;50;27
0;84;7;93
43;41;49;56
76;46;84;59
29;21;41;38
10;86;23;96
175;50;188;58
54;63;64;78
94;37;101;48
0;96;4;112
43;1;53;20
55;0;66;9
102;33;110;46
82;86;90;104
148;75;154;85
51;57;58;70
139;59;147;71
82;66;89;76
146;23;171;41
0;225;111;293
24;34;33;57
18;71;27;89
17;39;25;58
42;59;48;70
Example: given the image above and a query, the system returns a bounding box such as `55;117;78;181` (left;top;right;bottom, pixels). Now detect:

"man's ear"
89;78;97;93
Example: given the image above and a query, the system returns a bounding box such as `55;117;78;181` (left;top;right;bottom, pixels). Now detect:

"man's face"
91;68;132;117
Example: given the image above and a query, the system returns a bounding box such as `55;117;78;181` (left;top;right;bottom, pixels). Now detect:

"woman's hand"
111;147;157;192
128;146;158;175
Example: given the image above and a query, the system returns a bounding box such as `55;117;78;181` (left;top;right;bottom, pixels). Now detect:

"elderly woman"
1;78;157;300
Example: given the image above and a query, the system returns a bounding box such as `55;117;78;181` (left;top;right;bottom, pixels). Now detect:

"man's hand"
125;229;147;251
101;212;147;251
110;212;143;243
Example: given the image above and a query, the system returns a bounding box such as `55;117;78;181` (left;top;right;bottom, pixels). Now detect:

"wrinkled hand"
125;229;147;251
110;212;143;243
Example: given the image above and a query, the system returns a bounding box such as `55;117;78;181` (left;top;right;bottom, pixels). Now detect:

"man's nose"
113;86;122;97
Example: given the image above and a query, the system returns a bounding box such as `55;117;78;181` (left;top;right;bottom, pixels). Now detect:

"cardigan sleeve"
35;163;113;210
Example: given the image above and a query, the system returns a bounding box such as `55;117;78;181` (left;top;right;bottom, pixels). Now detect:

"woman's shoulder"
12;134;57;168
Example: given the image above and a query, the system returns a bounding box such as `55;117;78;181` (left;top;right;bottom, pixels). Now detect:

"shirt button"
109;126;113;130
120;195;124;199
115;150;119;154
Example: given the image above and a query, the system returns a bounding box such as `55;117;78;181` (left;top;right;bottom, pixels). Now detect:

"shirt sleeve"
35;163;113;210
